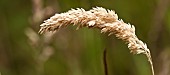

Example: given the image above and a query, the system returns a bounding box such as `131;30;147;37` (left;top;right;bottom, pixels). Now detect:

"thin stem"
145;53;154;75
149;59;155;75
150;61;155;75
103;48;108;75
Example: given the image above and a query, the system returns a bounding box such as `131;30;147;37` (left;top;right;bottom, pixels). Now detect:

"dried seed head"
39;7;150;55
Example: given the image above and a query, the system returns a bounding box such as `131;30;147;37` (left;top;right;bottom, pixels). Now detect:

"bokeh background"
0;0;170;75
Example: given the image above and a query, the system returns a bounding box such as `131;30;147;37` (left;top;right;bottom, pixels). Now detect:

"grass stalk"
39;7;154;75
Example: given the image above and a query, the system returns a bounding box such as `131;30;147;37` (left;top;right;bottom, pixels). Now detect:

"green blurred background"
0;0;170;75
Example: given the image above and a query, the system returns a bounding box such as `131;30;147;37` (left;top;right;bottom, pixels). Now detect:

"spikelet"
39;7;154;75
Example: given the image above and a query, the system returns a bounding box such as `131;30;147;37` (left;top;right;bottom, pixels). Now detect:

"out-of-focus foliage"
0;0;170;75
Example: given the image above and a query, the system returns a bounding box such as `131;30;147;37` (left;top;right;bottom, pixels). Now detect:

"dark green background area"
0;0;170;75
